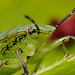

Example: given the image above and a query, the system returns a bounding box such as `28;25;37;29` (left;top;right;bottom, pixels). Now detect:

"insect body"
0;24;55;59
0;8;75;75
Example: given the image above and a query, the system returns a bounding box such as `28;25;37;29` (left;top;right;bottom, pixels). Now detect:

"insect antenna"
55;8;75;28
25;15;40;32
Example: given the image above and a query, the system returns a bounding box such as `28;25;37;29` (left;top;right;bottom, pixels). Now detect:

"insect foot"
0;60;7;67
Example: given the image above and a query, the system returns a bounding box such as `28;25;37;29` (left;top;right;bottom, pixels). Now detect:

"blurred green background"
0;0;75;32
0;0;75;75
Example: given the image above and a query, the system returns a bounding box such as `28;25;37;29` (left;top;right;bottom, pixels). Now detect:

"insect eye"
28;28;33;34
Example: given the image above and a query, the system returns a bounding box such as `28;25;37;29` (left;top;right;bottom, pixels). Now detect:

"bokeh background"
0;0;75;75
0;0;75;33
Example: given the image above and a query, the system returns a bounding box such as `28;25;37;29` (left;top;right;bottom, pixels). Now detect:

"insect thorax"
0;24;56;60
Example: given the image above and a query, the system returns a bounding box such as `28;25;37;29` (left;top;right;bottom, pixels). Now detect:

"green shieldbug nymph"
0;8;75;75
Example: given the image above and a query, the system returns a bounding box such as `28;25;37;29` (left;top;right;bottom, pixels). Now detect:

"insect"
0;8;75;75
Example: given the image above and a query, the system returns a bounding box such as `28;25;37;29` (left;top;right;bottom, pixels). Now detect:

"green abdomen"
0;31;37;60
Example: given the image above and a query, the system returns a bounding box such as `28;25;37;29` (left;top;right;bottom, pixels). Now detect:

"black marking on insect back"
6;45;10;50
0;31;27;42
1;32;27;56
15;35;23;42
13;42;17;46
1;41;14;55
1;42;15;55
8;42;17;47
1;47;9;55
1;47;5;55
18;35;26;42
14;34;27;43
18;36;24;42
1;42;17;55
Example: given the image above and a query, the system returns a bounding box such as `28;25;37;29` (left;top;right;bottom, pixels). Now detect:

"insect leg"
48;36;75;57
62;44;68;58
27;36;75;64
15;48;29;75
48;36;75;49
0;60;7;67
